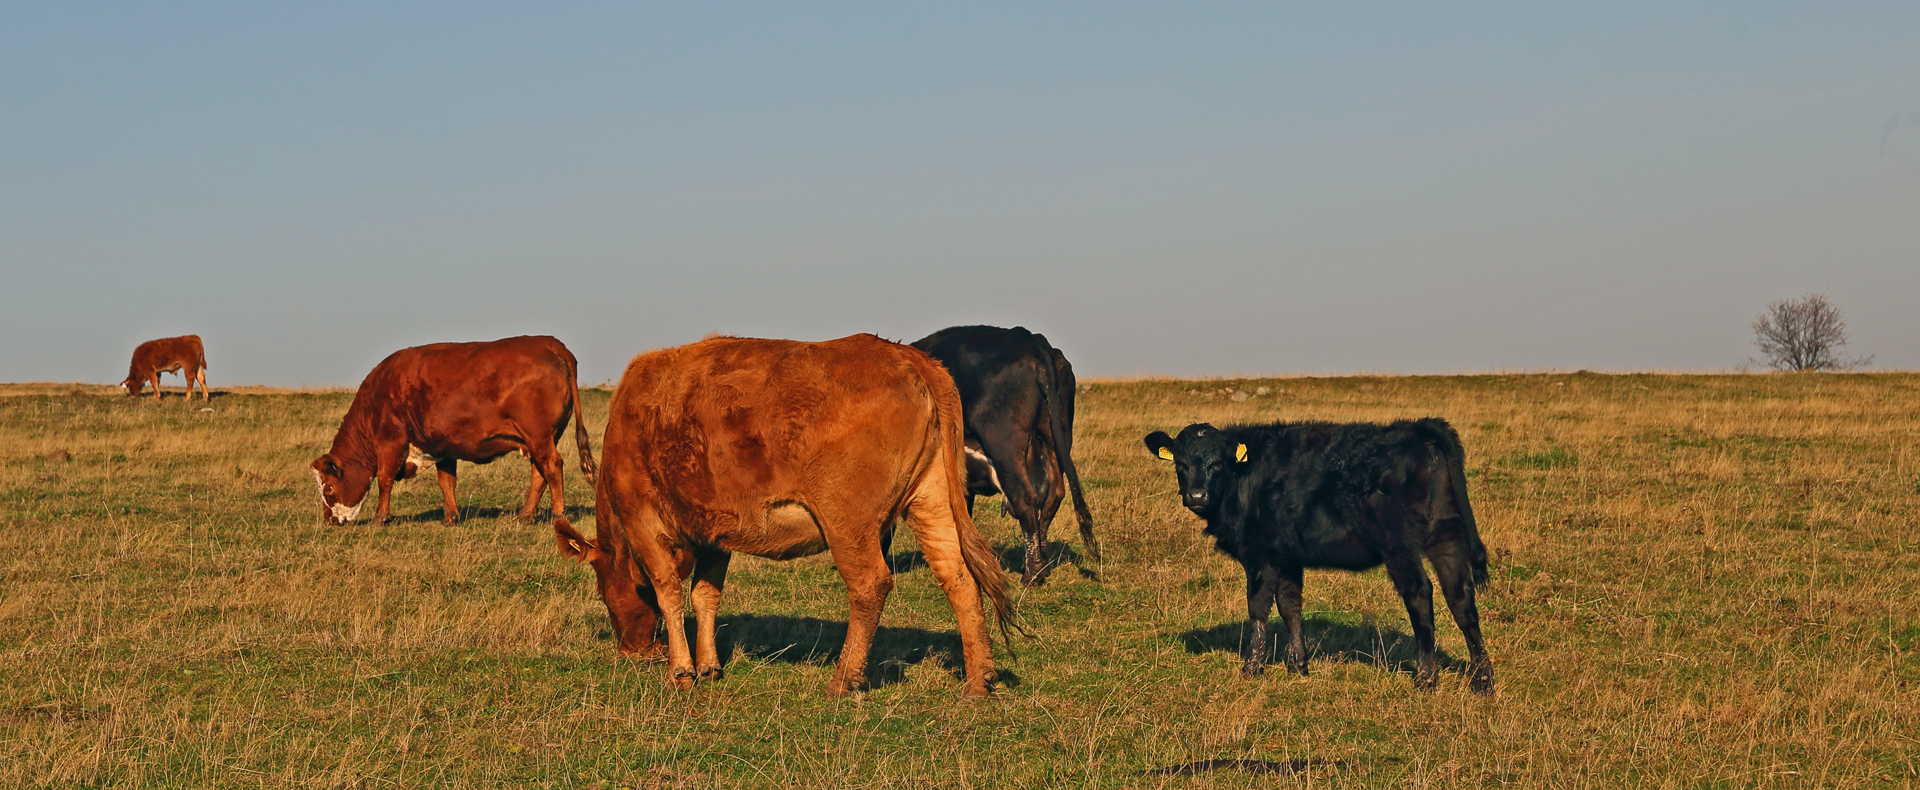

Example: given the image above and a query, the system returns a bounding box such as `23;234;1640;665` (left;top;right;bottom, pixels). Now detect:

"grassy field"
3;373;1917;788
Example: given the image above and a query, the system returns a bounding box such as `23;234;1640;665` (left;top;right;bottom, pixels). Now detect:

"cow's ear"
1235;443;1249;463
1144;431;1176;461
555;520;607;564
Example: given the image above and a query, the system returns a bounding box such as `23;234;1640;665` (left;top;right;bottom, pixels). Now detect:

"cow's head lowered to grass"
310;453;371;524
1143;423;1248;519
554;519;667;659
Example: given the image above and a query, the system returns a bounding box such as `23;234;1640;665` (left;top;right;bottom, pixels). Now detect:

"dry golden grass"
2;374;1916;788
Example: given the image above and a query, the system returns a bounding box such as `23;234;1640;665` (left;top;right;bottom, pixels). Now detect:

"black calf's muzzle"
1183;489;1211;513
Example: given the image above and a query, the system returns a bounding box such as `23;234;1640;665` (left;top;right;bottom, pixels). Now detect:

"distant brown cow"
311;336;598;528
555;334;1018;697
120;335;208;401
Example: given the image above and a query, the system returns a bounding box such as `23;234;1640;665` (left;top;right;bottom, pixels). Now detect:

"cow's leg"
519;463;548;522
1429;539;1494;695
1276;565;1307;676
531;441;568;524
820;524;894;697
435;458;460;525
1382;549;1439;690
903;467;998;698
196;367;209;401
690;549;731;682
622;505;696;689
1242;563;1277;678
374;475;394;525
149;373;163;400
984;445;1048;586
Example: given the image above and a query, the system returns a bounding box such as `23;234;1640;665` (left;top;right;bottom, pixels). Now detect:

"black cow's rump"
1144;418;1493;694
909;325;1096;585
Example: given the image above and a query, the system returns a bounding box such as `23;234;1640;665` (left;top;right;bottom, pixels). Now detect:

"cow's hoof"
1413;672;1438;691
668;668;697;691
1240;663;1266;679
1470;667;1494;696
1081;537;1103;564
1286;662;1308;677
959;682;994;700
824;676;865;697
698;664;724;682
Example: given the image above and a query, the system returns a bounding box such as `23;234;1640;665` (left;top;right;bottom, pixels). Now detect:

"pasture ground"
2;373;1916;788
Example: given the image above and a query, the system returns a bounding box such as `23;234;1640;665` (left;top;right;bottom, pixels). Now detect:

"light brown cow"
312;335;597;527
555;334;1018;697
120;335;208;401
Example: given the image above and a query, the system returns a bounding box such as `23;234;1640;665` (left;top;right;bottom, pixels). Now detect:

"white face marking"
312;468;363;523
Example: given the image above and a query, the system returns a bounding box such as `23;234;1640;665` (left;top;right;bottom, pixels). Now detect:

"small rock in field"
1255;386;1271;395
1231;391;1250;402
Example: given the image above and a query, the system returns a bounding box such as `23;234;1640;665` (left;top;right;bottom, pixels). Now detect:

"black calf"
1144;418;1493;694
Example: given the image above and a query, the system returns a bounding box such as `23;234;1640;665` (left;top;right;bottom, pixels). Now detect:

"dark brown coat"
555;334;1016;697
910;325;1096;585
121;335;208;401
312;335;597;527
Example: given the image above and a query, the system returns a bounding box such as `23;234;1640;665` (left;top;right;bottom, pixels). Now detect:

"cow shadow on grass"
398;503;592;524
1180;616;1470;680
690;613;1014;691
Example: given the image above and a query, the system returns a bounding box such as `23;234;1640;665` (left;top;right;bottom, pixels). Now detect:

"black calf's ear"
1144;431;1176;461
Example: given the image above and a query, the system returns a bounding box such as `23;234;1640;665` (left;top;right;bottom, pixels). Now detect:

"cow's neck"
327;420;385;504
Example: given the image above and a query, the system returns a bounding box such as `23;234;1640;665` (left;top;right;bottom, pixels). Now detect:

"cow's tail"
1421;418;1487;586
908;349;1026;648
564;350;599;485
1039;345;1096;553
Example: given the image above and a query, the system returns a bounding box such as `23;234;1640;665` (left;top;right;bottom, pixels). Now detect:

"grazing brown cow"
120;335;208;401
555;334;1018;697
311;335;598;527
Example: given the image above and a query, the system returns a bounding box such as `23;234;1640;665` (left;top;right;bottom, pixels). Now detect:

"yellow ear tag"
1156;447;1174;461
1235;444;1248;463
568;539;584;553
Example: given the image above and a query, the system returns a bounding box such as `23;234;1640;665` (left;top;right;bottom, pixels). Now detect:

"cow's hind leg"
520;463;548;522
815;503;895;696
435;458;460;524
690;549;731;682
1383;550;1439;690
904;473;998;698
1275;564;1307;676
196;367;209;401
1429;540;1494;695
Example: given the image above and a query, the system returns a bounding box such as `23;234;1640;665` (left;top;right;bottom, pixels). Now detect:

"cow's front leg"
374;475;394;525
435;458;459;524
1242;563;1279;678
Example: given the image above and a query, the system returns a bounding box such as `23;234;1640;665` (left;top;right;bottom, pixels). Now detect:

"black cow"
909;325;1097;586
1143;418;1493;694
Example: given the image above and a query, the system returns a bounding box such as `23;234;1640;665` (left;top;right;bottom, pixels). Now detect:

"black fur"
908;325;1097;585
1144;418;1492;694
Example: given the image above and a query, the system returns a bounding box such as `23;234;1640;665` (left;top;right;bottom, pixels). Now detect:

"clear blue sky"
4;3;1916;385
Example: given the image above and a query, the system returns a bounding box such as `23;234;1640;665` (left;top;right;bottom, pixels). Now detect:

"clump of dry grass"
1;375;1915;787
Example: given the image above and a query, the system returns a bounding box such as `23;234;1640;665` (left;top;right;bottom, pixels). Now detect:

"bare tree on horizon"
1749;293;1871;372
